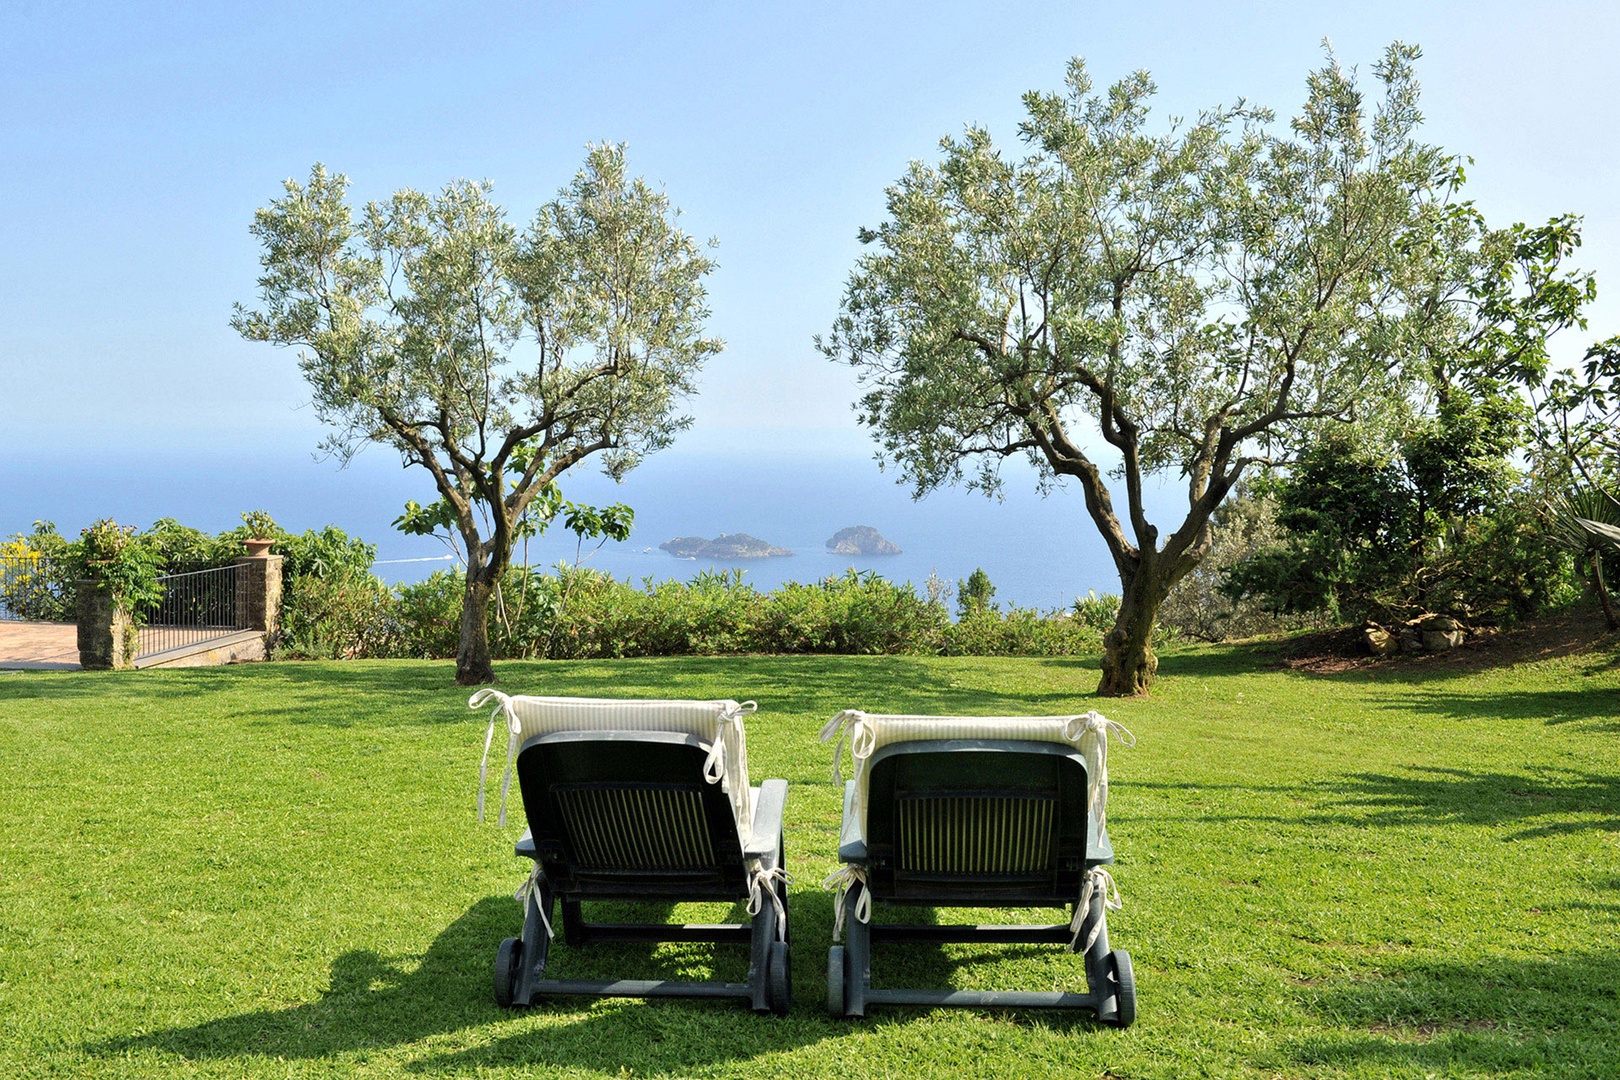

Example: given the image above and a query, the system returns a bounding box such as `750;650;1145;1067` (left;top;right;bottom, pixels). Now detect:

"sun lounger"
471;691;791;1013
819;708;1135;1024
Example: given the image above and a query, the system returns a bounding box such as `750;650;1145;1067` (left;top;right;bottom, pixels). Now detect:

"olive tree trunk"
1098;567;1171;697
456;571;498;686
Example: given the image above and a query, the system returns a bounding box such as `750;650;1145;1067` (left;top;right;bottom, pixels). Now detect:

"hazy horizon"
5;2;1617;592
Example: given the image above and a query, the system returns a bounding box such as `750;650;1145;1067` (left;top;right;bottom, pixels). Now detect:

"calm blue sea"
1;444;1179;611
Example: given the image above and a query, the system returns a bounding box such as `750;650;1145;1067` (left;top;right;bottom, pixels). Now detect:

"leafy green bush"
0;522;75;621
375;565;1101;661
392;571;465;659
1158;488;1328;642
1071;590;1121;635
1225;432;1581;626
956;567;996;617
270;525;377;582
758;571;947;655
72;519;166;620
943;605;1103;657
276;563;399;660
140;519;236;570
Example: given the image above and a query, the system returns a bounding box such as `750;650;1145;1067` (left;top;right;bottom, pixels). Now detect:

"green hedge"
382;566;1109;661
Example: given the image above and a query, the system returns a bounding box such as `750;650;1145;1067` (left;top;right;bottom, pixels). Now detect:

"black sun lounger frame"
494;729;790;1013
827;739;1133;1025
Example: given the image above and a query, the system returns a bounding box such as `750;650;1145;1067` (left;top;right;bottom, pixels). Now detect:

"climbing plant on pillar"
70;519;165;666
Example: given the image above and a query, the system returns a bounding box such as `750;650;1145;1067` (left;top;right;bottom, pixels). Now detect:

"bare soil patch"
1271;606;1619;676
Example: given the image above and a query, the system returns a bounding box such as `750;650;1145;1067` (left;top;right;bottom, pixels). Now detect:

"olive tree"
821;45;1455;695
234;146;721;684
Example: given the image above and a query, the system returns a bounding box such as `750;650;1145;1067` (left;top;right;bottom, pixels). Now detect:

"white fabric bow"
514;862;555;939
470;688;519;826
1069;865;1123;952
818;709;874;787
1062;711;1136;841
822;864;871;942
746;862;791;941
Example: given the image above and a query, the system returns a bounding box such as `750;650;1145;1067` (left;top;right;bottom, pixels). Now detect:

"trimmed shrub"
277;563;399;659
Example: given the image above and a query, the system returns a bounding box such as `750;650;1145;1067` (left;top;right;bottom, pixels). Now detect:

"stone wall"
75;580;134;670
234;554;283;637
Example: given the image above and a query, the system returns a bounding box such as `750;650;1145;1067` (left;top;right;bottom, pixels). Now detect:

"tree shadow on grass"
92;894;839;1073
0;661;474;719
1116;768;1620;843
1152;641;1282;680
859;902;1100;1016
1314;766;1620;840
407;893;1104;1075
1287;950;1620;1077
1362;684;1620;728
2;654;1114;729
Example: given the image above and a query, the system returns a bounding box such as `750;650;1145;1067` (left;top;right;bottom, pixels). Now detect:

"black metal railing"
135;564;245;659
1;554;67;622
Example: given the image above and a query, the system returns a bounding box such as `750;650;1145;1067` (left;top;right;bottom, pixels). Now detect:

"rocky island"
659;533;794;559
825;525;901;555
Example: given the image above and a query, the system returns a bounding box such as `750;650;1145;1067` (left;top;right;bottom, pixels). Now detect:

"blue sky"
4;0;1618;467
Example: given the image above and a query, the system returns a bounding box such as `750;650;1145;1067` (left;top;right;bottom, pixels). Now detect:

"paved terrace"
0;621;80;670
1;621;269;671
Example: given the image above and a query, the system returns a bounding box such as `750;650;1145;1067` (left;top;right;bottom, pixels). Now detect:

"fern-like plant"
1548;488;1620;629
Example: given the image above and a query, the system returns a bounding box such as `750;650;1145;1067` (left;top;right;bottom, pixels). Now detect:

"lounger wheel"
826;945;845;1017
493;937;521;1008
1106;949;1135;1028
766;940;792;1014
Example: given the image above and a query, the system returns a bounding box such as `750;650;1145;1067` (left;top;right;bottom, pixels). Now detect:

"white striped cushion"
471;691;754;844
821;709;1132;845
501;695;743;744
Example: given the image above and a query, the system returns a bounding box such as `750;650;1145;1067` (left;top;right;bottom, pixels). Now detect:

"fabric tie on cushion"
821;864;871;942
470;688;519;826
1061;711;1136;843
711;701;758;839
515;863;555;939
818;709;874;787
1069;865;1122;951
745;861;790;940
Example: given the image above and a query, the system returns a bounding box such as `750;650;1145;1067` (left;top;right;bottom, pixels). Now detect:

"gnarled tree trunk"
457;571;498;686
1098;568;1170;697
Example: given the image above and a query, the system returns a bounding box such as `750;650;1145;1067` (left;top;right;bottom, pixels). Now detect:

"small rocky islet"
658;533;794;559
658;526;900;560
825;525;901;555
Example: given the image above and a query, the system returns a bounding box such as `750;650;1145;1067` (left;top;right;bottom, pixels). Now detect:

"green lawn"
2;639;1618;1079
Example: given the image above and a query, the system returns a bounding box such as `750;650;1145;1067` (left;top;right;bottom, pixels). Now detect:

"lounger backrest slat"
897;793;1056;876
553;784;717;872
518;733;747;896
859;743;1088;902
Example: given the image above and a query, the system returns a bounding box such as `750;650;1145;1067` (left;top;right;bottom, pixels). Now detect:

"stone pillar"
233;554;284;638
76;579;135;670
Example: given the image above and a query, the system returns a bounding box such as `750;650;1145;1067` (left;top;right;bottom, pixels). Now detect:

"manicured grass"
2;639;1618;1079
